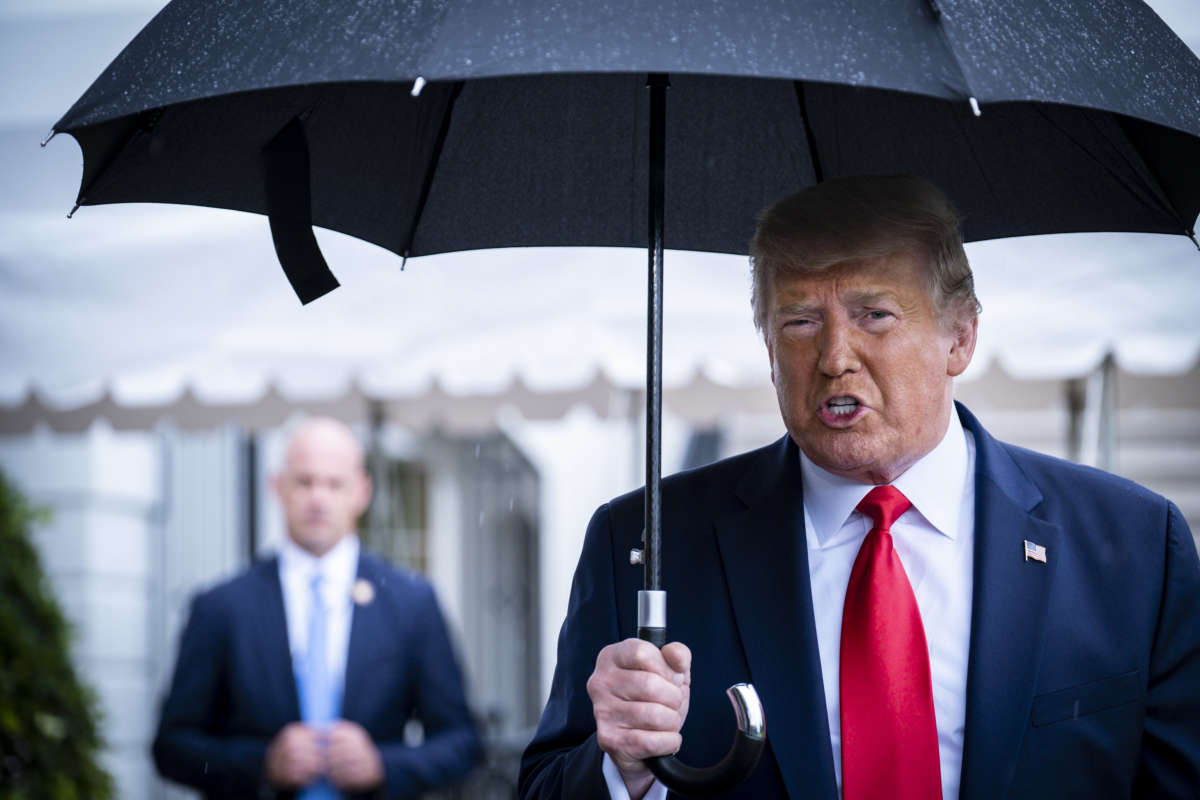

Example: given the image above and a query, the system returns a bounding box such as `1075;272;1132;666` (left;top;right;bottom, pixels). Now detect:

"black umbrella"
49;0;1200;795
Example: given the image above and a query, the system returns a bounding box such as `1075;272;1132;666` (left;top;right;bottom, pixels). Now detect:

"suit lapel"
714;437;839;800
251;558;301;723
341;554;383;722
957;406;1058;800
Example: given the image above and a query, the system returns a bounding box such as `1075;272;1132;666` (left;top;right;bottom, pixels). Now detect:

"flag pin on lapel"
1023;540;1047;564
352;578;375;605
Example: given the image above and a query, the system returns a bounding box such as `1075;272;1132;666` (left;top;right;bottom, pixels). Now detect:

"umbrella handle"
645;684;766;797
637;592;767;797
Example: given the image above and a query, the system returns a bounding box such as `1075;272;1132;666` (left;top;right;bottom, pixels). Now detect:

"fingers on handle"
598;727;684;763
661;642;692;678
611;638;689;683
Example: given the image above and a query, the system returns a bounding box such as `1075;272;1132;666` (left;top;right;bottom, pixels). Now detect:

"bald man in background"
154;418;480;799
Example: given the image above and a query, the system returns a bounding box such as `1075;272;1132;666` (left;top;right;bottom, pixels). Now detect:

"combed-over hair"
749;174;980;333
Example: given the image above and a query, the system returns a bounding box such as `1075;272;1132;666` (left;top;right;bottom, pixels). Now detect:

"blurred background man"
153;417;480;798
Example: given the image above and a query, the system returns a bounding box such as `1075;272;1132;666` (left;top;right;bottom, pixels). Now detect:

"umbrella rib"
922;0;980;111
402;81;465;262
1092;114;1188;229
945;103;1001;209
67;109;163;215
1035;105;1182;230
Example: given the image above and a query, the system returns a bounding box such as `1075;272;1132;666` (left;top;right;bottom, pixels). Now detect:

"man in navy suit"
519;176;1200;799
153;417;480;798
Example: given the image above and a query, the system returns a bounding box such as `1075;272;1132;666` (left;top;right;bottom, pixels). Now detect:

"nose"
817;319;860;377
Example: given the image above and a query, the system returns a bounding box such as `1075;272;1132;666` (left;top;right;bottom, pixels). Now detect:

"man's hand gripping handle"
636;590;766;798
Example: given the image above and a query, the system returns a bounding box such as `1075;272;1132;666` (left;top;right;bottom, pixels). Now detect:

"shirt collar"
279;533;360;588
799;409;968;546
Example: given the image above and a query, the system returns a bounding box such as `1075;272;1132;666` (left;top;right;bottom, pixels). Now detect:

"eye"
860;308;899;326
780;318;817;337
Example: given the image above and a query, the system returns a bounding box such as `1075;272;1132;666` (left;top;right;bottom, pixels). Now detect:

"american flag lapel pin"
1023;540;1047;564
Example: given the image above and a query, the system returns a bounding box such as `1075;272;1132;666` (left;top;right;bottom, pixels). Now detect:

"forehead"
769;251;931;305
284;426;363;475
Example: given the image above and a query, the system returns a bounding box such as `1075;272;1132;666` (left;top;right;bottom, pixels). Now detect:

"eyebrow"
775;301;820;316
842;289;898;306
775;289;898;316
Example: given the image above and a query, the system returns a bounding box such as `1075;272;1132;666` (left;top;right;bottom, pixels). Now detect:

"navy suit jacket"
519;404;1200;799
153;550;481;799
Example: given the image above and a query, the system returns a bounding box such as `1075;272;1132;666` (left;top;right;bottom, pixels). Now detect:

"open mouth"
826;397;860;416
818;395;865;426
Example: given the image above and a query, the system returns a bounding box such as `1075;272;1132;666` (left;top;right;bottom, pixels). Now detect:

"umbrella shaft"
645;74;668;594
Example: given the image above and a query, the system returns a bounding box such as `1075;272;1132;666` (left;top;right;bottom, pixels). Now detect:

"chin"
806;439;894;481
297;531;333;551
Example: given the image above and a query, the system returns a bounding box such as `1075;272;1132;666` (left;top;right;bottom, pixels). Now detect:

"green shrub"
0;468;113;800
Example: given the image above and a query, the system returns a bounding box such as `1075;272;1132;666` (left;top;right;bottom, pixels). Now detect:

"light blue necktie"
298;572;340;800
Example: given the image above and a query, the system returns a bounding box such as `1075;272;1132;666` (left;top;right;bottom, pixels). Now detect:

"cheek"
772;341;815;378
879;345;949;406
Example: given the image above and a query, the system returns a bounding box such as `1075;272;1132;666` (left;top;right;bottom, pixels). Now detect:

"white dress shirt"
604;413;976;800
278;533;360;716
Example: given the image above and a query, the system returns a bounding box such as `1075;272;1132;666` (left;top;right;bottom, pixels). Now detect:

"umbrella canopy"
55;0;1200;280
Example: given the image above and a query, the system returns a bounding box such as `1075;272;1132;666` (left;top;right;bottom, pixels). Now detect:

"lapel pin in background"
352;578;375;606
1023;540;1047;564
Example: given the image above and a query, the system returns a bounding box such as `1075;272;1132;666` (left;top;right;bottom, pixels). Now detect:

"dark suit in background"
154;550;481;799
519;404;1200;798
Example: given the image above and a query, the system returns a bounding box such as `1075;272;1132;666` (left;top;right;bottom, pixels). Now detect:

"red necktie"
840;485;942;800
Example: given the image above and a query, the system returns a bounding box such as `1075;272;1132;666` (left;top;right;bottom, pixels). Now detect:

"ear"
270;472;283;500
356;471;373;516
947;314;978;377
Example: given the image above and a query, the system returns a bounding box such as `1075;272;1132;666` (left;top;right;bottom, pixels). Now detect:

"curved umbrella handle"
636;591;766;797
645;683;766;797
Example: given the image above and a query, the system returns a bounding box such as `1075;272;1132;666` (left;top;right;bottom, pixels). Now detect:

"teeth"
830;398;859;417
827;398;859;416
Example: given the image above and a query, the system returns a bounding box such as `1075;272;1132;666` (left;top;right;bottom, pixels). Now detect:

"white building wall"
425;435;468;658
154;426;247;800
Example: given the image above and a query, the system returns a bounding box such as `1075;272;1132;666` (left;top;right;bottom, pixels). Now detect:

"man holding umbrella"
520;175;1200;799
